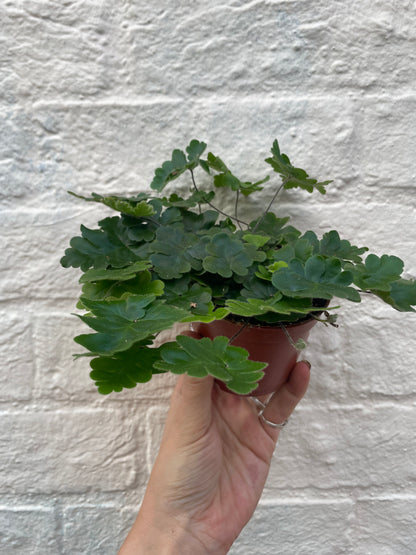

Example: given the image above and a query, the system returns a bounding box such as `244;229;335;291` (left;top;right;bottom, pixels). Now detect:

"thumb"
162;329;214;441
170;373;214;423
172;329;213;416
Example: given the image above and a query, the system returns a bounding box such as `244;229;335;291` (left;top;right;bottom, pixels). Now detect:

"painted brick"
0;409;140;494
33;312;183;400
0;506;59;554
303;294;416;402
0;1;128;101
3;2;415;101
359;96;416;189
0;223;80;300
350;498;416;555
1;0;416;552
344;301;416;398
62;505;127;555
0;312;34;401
0;97;356;211
33;312;97;400
264;405;416;492
230;500;353;555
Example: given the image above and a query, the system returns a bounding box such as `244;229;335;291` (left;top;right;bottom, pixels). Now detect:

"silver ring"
259;413;289;429
251;397;267;411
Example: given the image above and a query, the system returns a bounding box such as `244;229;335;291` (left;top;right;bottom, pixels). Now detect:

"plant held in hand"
61;139;416;395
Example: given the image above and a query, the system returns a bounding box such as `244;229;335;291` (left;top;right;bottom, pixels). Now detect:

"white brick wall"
1;1;416;553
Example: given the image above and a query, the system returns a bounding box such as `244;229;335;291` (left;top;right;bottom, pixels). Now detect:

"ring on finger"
259;413;289;429
251;397;267;411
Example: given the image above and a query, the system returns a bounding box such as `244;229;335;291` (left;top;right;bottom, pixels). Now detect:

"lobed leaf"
349;254;404;292
68;191;155;218
89;342;164;394
226;295;323;318
205;152;269;196
265;139;332;194
272;256;361;301
151;140;207;192
150;226;201;279
74;295;189;355
202;232;266;278
60;217;141;271
80;270;164;302
154;335;266;394
375;279;416;312
79;261;151;283
303;230;368;264
249;213;301;244
161;190;215;208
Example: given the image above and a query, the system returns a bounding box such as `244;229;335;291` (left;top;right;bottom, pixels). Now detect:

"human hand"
119;360;310;555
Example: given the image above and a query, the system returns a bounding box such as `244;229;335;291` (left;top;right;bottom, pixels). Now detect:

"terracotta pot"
192;315;320;396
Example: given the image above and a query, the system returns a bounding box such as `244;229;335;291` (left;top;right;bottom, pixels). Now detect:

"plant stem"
235;190;243;230
279;324;297;349
229;322;249;344
189;169;249;226
251;177;290;233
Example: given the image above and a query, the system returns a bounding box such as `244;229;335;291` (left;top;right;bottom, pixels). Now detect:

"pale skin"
118;360;311;555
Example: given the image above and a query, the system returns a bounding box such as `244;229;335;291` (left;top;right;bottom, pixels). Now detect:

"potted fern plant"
61;139;416;395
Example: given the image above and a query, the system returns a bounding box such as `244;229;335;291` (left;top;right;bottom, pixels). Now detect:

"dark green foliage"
265;140;332;194
151;140;207;191
75;295;190;355
204;152;270;196
348;254;404;291
154;335;266;394
89;341;164;394
271;256;361;302
61;138;416;395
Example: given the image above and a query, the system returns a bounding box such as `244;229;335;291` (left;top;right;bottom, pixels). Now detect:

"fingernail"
300;360;311;370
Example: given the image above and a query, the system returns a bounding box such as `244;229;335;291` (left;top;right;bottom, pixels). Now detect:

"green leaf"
154;335;266;394
151;149;187;192
122;215;157;242
80;261;151;283
273;238;315;264
226;294;322;318
265;140;332;194
240;276;279;299
205;152;269;196
60;217;141;271
349;254;404;291
203;232;266;278
181;209;219;232
89;342;164;394
161;190;215;208
249;213;301;244
150;226;201;279
164;282;212;314
150;140;207;192
69;191;155;218
180;304;230;323
186;139;208;168
303;230;368;264
205;152;229;173
80;270;164;301
74;295;189;355
243;233;271;248
272;256;361;301
375;279;416;312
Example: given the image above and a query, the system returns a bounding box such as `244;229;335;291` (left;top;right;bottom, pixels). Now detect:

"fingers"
260;360;311;439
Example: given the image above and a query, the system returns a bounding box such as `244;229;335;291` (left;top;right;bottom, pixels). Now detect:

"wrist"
119;509;227;555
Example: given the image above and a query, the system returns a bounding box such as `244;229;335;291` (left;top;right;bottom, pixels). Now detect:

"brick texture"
1;1;416;553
